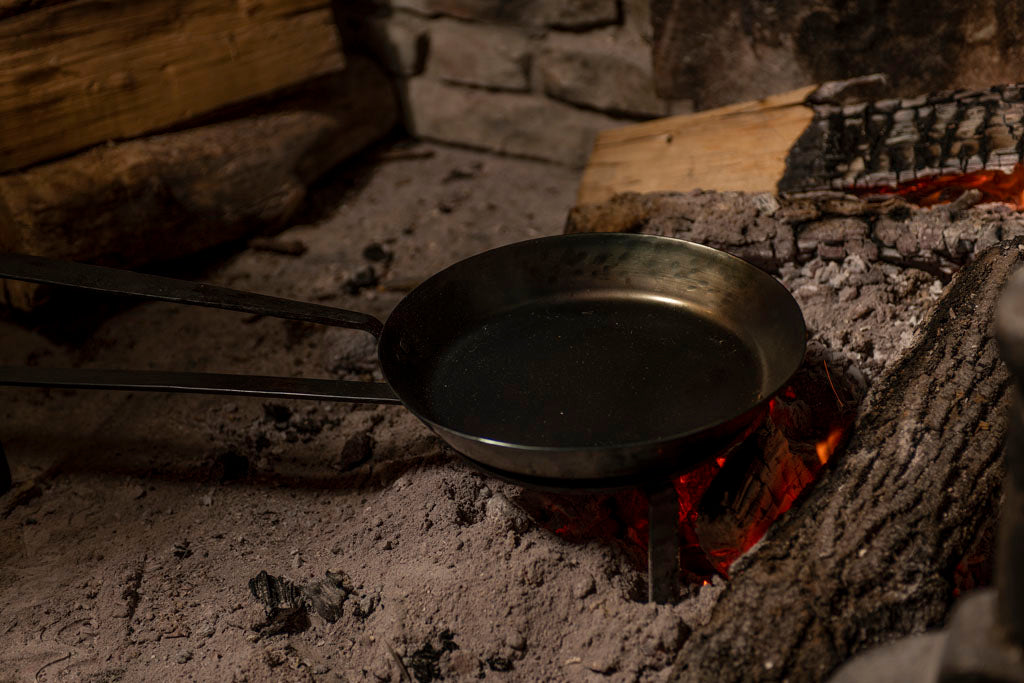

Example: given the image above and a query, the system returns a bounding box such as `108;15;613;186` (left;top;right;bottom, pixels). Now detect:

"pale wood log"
576;85;816;206
0;56;396;310
0;0;344;172
668;238;1019;682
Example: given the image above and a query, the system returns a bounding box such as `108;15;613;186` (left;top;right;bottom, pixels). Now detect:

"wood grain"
0;57;397;310
576;86;816;206
0;0;344;173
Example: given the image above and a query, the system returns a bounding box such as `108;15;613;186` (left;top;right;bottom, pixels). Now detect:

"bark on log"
668;238;1020;682
566;190;1024;278
0;0;344;172
0;56;397;310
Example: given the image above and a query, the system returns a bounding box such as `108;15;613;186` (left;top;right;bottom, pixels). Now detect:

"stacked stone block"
337;0;673;167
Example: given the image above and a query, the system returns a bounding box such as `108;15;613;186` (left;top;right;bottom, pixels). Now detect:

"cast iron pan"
0;233;806;488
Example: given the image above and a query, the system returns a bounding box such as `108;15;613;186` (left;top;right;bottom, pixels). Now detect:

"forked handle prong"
0;253;398;404
0;252;383;337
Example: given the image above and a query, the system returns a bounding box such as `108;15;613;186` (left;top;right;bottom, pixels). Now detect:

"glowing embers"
676;360;857;579
857;162;1024;208
530;358;860;588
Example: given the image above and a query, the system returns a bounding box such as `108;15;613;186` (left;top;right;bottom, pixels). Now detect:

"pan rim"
379;232;807;455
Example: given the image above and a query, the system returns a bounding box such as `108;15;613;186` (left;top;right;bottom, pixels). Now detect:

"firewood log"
0;56;397;310
565;189;1024;278
780;85;1024;195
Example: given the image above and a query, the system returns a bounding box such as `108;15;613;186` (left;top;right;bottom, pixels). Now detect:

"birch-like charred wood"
668;239;1021;682
566;190;1024;277
779;84;1024;194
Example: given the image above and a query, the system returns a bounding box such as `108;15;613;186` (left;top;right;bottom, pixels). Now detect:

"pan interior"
421;293;762;449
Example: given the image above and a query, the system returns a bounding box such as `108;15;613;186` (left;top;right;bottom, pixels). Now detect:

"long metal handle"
0;367;400;403
0;252;383;336
0;253;399;404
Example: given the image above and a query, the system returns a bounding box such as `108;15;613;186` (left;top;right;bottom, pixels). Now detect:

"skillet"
0;233;806;488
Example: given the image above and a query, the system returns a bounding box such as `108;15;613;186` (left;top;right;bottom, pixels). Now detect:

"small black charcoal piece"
486;656;514;672
249;237;308;257
344;266;379;295
442;167;476;183
336;431;374;471
303;570;355;623
249;571;303;612
362;243;393;265
406;630;459;683
248;571;309;636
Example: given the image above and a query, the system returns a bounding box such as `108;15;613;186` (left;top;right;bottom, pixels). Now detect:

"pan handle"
0;252;383;336
0;367;400;403
0;253;399;404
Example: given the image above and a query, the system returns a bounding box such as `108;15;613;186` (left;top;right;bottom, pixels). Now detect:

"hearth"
566;185;1023;679
4;141;1024;681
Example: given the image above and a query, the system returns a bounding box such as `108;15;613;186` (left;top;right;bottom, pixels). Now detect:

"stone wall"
336;0;678;167
651;0;1024;111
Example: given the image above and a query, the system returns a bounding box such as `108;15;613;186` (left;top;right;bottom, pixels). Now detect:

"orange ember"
860;162;1024;208
816;426;845;465
549;380;856;588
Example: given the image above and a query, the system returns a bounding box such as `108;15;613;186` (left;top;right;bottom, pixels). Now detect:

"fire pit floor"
0;141;966;682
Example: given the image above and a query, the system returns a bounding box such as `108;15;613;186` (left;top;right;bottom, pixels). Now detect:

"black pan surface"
426;295;761;447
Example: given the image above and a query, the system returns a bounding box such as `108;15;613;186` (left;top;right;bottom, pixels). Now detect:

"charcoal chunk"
304;570;355;623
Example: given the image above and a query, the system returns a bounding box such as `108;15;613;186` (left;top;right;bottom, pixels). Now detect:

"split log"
0;0;344;172
667;238;1021;682
578;73;1024;209
576;85;817;206
566;189;1024;278
576;76;898;206
0;56;397;310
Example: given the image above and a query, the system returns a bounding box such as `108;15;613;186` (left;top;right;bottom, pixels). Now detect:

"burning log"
667;237;1020;681
565;189;1024;278
780;84;1024;204
695;348;860;574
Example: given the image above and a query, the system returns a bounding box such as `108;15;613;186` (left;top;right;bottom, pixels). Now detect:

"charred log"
779;84;1024;195
667;238;1020;682
566;189;1024;278
696;346;862;572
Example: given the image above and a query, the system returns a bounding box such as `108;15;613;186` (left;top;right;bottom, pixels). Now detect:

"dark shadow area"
288;130;418;227
0;238;252;346
8;421;458;496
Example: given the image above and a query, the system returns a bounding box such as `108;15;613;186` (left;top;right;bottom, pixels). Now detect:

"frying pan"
0;233;806;488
